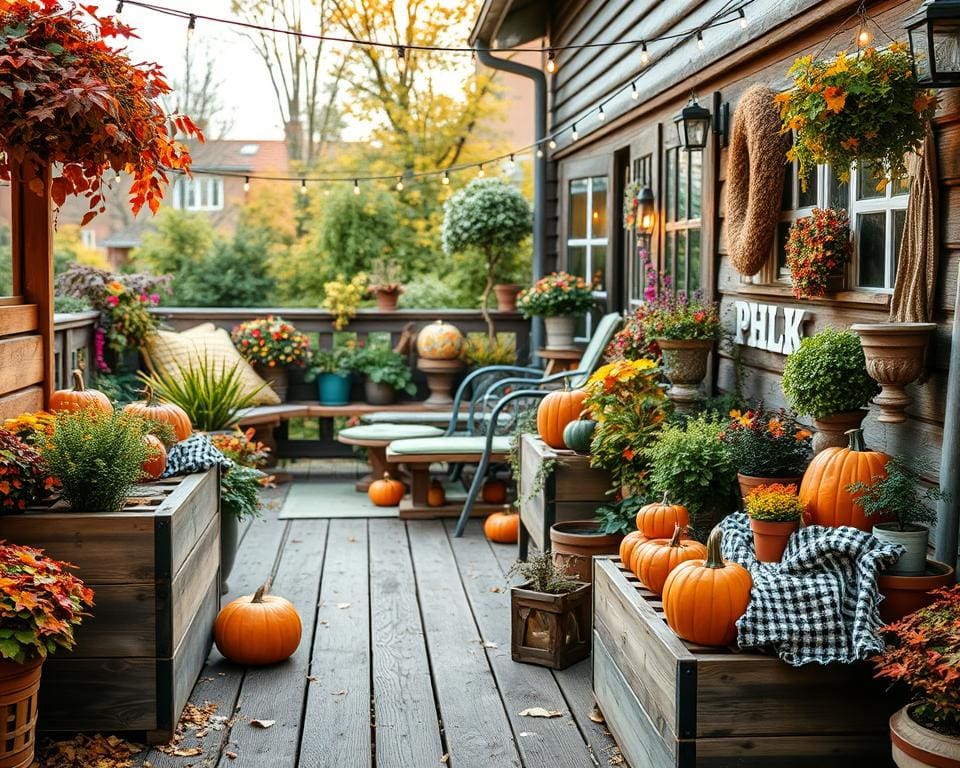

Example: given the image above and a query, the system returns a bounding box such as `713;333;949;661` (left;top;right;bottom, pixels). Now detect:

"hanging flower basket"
785;207;853;298
776;44;937;190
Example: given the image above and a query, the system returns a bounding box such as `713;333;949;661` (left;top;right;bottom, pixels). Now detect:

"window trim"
663;146;703;295
172;176;225;212
566;175;609;339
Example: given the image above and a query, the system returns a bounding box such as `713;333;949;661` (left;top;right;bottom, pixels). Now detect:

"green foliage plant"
460;333;517;367
596;494;655;536
220;465;268;521
353;345;416;395
847;456;946;532
508;552;581;593
720;406;812;477
308;346;361;378
781;327;878;418
743;483;804;522
42;409;150;514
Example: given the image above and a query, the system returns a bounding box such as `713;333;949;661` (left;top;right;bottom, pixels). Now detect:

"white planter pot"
873;523;930;577
544;315;576;350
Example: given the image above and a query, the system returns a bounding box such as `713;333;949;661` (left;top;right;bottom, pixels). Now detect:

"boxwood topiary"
781;327;878;419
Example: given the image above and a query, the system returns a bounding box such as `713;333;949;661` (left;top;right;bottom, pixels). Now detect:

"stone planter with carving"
851;323;936;424
656;338;713;411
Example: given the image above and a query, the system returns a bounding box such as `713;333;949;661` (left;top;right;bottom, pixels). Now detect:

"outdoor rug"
278;479;398;519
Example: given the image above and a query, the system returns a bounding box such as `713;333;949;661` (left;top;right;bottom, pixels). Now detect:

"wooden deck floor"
130;482;619;768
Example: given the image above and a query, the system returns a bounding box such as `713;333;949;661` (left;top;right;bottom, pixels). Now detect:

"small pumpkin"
50;369;112;414
124;385;193;443
484;511;519;544
619;530;648;567
536;388;588;449
562;415;597;454
368;472;405;507
663;527;753;647
481;479;508;505
632;525;707;596
799;428;890;531
427;478;446;507
141;434;168;480
635;492;689;539
214;581;302;665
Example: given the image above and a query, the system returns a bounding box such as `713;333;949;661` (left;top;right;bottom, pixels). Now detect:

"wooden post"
10;161;54;404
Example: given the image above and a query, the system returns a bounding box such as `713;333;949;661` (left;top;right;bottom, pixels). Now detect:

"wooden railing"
53;311;99;391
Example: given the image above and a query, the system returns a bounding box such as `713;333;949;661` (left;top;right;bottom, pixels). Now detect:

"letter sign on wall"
734;300;807;355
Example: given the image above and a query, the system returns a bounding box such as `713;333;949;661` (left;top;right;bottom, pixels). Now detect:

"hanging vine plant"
0;0;200;222
775;43;936;191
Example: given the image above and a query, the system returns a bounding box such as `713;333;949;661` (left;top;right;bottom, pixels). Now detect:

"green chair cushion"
339;424;444;441
361;411;460;426
386;435;513;457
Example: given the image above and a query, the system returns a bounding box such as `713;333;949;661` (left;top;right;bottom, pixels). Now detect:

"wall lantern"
637;186;656;241
906;0;960;87
674;97;712;151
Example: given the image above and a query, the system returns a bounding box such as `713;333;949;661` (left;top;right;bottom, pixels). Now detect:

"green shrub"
220;465;267;521
354;346;416;395
781;328;878;418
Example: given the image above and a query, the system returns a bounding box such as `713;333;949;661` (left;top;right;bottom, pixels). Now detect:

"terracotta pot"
851;322;936;424
544;316;576;350
749;517;799;563
493;283;522;312
878;560;955;625
373;286;401;311
549;520;624;583
255;364;289;402
873;523;930;577
890;704;960;768
736;473;804;507
0;657;43;768
655;338;713;411
812;409;867;453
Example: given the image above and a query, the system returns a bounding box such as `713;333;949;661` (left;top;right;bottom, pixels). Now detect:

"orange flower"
767;418;784;438
824;86;847;113
795;429;812;442
622;447;635;461
840;136;860;150
913;92;937;113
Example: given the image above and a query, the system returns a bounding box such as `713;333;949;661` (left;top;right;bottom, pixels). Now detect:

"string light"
571;123;579;141
546;49;557;74
597;105;605;121
187;13;196;38
353;179;360;195
477;164;485;177
116;1;123;12
506;153;516;172
738;8;748;28
441;170;450;185
631;81;639;100
395;177;404;191
536;147;544;158
300;178;307;195
397;45;406;72
548;139;557;150
243;176;250;194
640;41;650;66
696;30;704;50
856;24;873;47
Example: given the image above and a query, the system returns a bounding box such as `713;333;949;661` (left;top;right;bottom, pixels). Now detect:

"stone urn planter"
544;315;576;350
878;559;955;624
851;322;936;424
656;338;713;411
812;409;867;453
549;520;624;583
889;705;960;768
493;283;522;312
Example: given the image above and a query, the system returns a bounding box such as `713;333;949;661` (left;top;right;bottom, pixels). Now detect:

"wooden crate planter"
592;557;899;768
511;582;591;670
518;434;612;557
0;470;220;744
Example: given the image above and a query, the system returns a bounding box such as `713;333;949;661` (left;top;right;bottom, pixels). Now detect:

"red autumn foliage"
0;0;201;222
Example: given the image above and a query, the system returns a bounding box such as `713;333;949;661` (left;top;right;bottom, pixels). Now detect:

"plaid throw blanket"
719;513;904;666
161;433;232;478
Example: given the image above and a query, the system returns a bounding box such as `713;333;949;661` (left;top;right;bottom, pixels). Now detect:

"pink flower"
150;294;160;305
105;295;120;307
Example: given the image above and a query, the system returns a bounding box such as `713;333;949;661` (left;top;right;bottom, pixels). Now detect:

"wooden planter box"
518;434;612;557
592;557;899;768
0;470;220;744
511;581;591;670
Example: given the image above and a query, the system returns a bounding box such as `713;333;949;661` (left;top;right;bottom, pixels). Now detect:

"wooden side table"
537;347;585;376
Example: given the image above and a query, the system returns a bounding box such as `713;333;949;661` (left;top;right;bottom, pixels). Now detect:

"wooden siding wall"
548;1;956;482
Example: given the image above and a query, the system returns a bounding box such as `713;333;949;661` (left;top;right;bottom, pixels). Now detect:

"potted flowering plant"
231;315;311;401
0;541;94;768
640;292;721;410
367;258;404;312
322;273;367;330
0;428;55;513
721;406;812;503
785;208;853;298
776;43;937;191
517;272;595;349
873;585;960;768
605;252;663;362
743;483;804;563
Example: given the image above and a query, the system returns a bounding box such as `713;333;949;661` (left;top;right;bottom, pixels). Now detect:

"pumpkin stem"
140;383;157;405
668;524;683;548
382;472;392;480
845;428;866;452
71;369;85;391
660;491;670;506
704;527;725;569
252;578;272;603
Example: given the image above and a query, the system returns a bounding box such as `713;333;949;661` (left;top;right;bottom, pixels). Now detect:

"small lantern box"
510;581;591;670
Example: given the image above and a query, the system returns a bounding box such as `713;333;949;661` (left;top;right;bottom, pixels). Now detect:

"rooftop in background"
185;139;290;175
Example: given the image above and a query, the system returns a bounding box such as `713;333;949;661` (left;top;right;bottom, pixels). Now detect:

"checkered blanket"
719;513;904;666
161;433;232;478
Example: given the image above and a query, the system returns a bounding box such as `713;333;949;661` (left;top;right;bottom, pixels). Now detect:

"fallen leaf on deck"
331;689;348;696
519;707;563;718
440;754;449;763
307;675;318;683
226;751;238;760
249;719;275;729
35;733;143;768
480;640;498;649
347;536;358;543
588;703;606;724
337;602;351;609
489;586;502;593
173;747;203;757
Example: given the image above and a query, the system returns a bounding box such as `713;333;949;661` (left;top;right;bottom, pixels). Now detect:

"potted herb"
308;346;359;406
873;585;960;768
0;541;94;768
0;428;54;513
231;316;311;402
508;552;590;670
847;456;944;576
353;345;417;405
367;258;404;311
743;483;804;563
781;327;879;452
640;291;721;411
720;406;812;503
785;208;852;298
517;272;596;350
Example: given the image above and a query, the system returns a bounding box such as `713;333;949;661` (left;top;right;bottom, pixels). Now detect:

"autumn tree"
170;40;233;139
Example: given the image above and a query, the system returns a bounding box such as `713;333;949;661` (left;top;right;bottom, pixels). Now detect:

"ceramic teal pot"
317;373;351;406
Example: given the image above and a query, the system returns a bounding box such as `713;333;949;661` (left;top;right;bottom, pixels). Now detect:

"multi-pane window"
627;155;653;308
172;177;225;212
567;176;608;337
664;148;702;295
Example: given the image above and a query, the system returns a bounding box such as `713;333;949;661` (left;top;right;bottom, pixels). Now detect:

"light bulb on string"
546;49;557;74
477;164;485;178
300;178;307;196
597;105;605;122
353;179;360;195
243;177;250;194
856;24;873;47
640;41;650;66
442;170;450;185
506;154;516;172
116;1;123;12
571;123;579;141
187;14;197;39
536;147;544;158
738;8;748;29
631;81;639;100
696;31;704;50
397;45;406;72
548;138;557;150
395;177;404;191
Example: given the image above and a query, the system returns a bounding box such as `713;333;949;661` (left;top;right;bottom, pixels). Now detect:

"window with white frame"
80;229;97;249
567;176;608;338
172;177;225;212
664;147;702;295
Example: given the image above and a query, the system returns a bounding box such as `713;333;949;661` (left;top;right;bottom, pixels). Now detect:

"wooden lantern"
510;581;591;670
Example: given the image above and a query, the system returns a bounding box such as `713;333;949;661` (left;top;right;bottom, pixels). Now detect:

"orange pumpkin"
619;530;648;567
536;388;588;449
636;493;689;539
141;434;168;480
632;526;707;596
49;369;112;414
484;511;519;543
368;473;405;507
427;479;446;507
663;527;753;647
214;581;302;665
481;479;508;505
124;386;192;443
799;428;890;531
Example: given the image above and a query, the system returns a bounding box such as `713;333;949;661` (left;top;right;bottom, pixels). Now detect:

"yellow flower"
106;280;125;294
824;51;849;76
